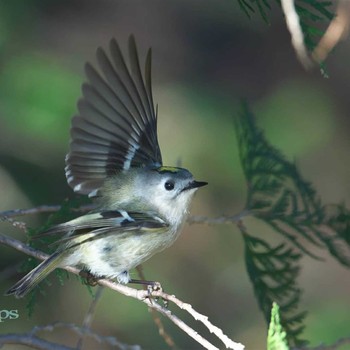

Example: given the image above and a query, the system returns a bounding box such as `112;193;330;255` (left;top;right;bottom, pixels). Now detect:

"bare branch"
1;233;244;350
30;322;141;350
0;333;74;350
137;299;220;350
0;204;94;219
0;233;48;261
0;205;63;218
86;281;244;350
153;290;244;350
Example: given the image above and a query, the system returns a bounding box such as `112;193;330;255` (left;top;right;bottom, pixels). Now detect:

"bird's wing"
65;35;162;197
35;210;168;248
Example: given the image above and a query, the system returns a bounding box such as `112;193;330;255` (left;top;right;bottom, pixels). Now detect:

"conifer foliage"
235;103;350;346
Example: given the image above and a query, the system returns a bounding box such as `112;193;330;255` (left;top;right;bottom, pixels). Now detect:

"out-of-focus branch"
76;286;104;350
312;0;350;64
281;0;350;70
0;216;28;232
0;233;244;350
30;322;141;350
302;336;350;350
0;333;74;350
281;0;313;69
188;210;250;224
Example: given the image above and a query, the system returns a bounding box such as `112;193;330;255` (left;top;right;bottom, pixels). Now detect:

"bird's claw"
146;282;168;308
79;270;99;286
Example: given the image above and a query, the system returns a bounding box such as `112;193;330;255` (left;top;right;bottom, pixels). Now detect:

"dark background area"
1;1;350;349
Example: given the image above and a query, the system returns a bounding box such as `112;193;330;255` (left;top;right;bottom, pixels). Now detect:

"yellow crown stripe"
157;166;181;173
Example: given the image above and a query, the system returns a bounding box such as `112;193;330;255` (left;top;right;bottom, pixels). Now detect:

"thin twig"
76;285;104;350
0;233;244;350
0;333;74;350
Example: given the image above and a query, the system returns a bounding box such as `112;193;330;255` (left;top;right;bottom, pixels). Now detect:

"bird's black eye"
164;180;175;191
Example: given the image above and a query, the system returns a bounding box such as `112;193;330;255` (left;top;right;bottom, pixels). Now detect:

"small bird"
6;36;207;298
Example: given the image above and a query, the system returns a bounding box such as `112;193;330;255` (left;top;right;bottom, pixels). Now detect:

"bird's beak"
192;180;208;188
183;180;208;192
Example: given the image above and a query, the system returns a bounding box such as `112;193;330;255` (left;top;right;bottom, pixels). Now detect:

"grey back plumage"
65;36;162;197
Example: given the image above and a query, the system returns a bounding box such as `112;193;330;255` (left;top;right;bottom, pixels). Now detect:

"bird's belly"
64;229;180;279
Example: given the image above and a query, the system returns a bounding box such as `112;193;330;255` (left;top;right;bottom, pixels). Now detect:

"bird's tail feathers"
5;252;63;298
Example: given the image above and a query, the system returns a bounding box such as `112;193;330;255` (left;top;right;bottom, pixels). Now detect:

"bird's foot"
79;270;101;286
129;279;167;307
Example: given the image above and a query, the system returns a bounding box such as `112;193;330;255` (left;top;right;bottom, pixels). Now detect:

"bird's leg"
129;278;162;289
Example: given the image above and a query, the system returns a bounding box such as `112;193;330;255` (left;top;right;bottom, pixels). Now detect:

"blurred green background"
1;1;350;349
